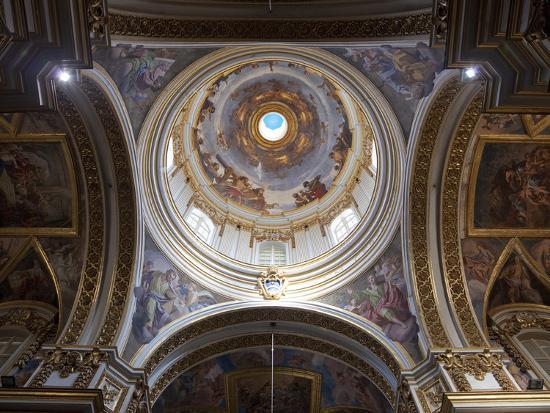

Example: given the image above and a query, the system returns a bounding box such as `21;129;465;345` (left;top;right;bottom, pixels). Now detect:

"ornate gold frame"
0;236;63;329
0;133;78;236
225;367;321;413
467;134;550;237
98;372;129;413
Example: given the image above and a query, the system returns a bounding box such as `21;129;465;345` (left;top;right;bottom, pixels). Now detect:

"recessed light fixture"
58;70;71;82
464;67;478;79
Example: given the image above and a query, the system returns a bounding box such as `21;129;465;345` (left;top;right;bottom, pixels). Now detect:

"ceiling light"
58;70;71;82
464;67;478;79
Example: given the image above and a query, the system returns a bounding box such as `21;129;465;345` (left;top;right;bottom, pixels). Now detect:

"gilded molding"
0;308;56;369
110;13;432;40
57;89;105;345
417;377;448;413
150;333;394;405
88;0;110;47
409;78;464;348
99;373;128;413
144;308;402;380
437;349;516;392
396;379;419;413
126;378;149;413
30;347;107;389
440;88;487;346
79;77;137;347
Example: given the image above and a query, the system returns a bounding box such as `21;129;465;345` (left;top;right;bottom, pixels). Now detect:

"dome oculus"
258;111;288;142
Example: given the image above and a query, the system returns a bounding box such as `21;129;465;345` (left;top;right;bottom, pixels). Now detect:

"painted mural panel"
93;46;216;135
486;252;550;312
525;238;550;274
193;60;352;214
461;238;507;321
226;368;319;413
153;347;391;413
0;137;77;234
0;241;58;307
328;43;444;138
127;233;226;355
321;235;421;362
469;138;550;234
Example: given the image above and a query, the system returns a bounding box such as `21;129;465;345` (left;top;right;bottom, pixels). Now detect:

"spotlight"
58;70;71;82
464;67;478;79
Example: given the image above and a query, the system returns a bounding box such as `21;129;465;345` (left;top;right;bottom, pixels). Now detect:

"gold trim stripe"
441;87;487;346
409;78;463;348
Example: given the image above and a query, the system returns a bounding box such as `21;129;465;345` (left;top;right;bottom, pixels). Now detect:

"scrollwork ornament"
30;347;107;389
437;349;515;391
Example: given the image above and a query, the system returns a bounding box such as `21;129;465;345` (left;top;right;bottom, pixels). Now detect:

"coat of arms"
257;266;288;300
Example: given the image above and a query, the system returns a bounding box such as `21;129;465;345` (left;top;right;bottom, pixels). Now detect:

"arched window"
185;207;215;243
330;208;359;243
0;326;30;374
166;138;175;170
257;241;287;266
517;331;550;381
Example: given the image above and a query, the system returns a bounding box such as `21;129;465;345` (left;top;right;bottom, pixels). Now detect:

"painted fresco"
472;142;550;230
227;369;317;412
194;60;352;214
129;233;225;349
321;236;421;361
0;245;58;307
0;237;25;268
152;347;391;413
39;237;85;319
477;114;525;134
0;140;75;231
93;46;216;134
487;253;550;311
461;238;506;320
0;112;87;331
526;239;550;274
327;43;444;138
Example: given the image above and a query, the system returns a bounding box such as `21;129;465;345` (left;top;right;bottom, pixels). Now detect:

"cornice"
109;13;432;41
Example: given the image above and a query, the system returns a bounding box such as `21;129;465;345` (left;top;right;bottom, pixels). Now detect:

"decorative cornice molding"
79;77;138;347
109;13;431;41
440;87;487;347
150;333;394;405
409;77;464;348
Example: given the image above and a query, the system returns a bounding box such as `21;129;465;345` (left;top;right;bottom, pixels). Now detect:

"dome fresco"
193;60;353;214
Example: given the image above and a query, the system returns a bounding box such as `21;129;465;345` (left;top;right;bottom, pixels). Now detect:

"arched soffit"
55;68;140;347
132;303;410;404
150;339;396;413
138;46;405;301
404;70;487;349
81;65;145;349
